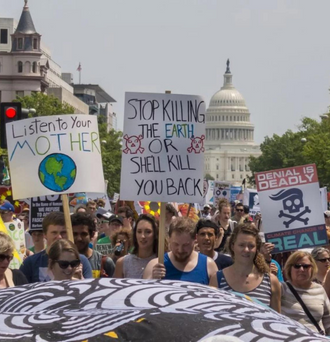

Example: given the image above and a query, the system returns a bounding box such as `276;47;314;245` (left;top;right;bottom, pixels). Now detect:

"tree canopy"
14;92;74;116
248;115;330;187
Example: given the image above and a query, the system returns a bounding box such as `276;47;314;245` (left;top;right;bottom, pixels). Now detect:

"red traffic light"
5;107;17;119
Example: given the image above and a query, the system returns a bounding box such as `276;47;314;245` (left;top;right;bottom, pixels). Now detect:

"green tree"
98;116;122;196
14;92;74;116
248;116;330;187
204;173;215;180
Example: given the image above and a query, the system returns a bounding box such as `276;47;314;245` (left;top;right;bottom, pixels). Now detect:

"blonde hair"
284;251;317;282
0;232;15;254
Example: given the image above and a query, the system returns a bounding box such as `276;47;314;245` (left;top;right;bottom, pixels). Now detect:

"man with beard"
72;212;115;278
195;219;232;270
143;217;218;284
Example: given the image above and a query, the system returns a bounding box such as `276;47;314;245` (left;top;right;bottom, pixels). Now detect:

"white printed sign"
213;181;231;207
243;188;260;217
5;220;25;269
256;164;327;253
120;92;206;202
6;115;104;199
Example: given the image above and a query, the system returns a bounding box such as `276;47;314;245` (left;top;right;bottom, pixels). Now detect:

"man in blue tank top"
143;217;218;285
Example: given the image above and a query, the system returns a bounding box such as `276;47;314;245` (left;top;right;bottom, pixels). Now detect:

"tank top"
164;252;209;285
217;270;271;306
123;253;156;279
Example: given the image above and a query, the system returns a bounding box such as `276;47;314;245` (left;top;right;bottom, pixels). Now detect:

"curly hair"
218;198;231;213
112;227;133;250
226;222;269;274
71;212;96;238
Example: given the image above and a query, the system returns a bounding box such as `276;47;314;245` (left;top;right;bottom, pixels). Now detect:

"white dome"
209;88;246;107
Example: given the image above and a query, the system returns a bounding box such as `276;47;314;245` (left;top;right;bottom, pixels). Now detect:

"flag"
77;63;82;71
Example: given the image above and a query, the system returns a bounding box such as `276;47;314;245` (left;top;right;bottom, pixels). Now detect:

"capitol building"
204;60;261;184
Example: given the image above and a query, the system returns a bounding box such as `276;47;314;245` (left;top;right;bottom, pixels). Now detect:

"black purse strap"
286;282;325;335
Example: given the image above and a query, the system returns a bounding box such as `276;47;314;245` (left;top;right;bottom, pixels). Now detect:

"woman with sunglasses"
311;247;330;284
0;232;28;288
48;239;81;281
209;223;281;312
281;251;330;334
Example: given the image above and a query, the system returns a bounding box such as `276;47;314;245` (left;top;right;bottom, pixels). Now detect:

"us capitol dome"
204;60;261;184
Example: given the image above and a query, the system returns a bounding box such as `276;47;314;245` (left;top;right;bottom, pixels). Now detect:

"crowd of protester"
1;198;330;335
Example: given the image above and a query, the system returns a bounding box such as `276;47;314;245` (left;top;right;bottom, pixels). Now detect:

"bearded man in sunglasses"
230;202;245;222
20;212;92;283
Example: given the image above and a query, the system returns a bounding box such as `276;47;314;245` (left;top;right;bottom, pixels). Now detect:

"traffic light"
0;102;22;149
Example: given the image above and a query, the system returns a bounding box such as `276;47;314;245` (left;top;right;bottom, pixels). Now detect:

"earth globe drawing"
38;153;77;192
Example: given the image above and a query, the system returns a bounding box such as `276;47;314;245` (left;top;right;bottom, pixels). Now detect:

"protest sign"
213;181;231;207
243;188;260;217
4;220;25;269
230;185;242;203
6;114;104;199
30;195;63;230
120;92;206;203
205;180;214;205
256;164;327;253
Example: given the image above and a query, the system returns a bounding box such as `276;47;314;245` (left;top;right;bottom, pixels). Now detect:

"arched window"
25;61;31;73
32;61;37;73
18;61;23;73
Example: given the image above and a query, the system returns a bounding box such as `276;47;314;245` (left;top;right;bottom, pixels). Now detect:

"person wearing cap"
117;206;134;231
195;219;233;270
96;214;123;246
201;205;212;220
28;227;45;254
0;201;15;223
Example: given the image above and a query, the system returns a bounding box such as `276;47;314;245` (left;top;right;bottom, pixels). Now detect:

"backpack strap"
4;268;14;287
286;282;325;335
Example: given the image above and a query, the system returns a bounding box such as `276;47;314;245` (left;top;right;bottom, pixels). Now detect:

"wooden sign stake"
62;194;74;242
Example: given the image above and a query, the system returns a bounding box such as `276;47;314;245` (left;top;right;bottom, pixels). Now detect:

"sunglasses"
317;258;330;263
0;254;13;262
293;264;312;270
236;209;244;212
56;260;80;269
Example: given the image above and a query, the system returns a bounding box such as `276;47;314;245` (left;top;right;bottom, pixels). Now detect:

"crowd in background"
0;197;329;336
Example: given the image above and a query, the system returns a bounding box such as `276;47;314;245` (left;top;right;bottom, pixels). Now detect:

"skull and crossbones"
123;134;145;154
269;188;311;228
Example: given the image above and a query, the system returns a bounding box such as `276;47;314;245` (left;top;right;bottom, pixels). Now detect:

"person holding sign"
143;217;218;285
0;232;28;288
48;239;81;281
114;214;158;279
209;223;281;312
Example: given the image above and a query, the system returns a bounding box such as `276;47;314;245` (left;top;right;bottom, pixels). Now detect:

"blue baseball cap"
0;202;14;212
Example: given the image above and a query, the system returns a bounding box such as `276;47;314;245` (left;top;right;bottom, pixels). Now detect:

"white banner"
120;92;206;202
243;188;260;216
6;115;104;199
213;181;231;207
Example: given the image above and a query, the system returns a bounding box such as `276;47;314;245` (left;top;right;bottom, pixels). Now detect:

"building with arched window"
204;60;261;184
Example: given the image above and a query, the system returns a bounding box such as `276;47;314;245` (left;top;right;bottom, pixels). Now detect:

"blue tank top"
164;252;209;285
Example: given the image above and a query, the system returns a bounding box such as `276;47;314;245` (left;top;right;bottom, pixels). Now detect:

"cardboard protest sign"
243;188;260;217
6;115;104;200
30;195;63;230
120;92;206;202
256;164;327;253
4;220;25;269
213;181;231;207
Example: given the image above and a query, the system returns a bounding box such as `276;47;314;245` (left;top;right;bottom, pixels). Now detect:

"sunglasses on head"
317;258;330;263
0;254;13;262
56;260;80;269
293;264;312;270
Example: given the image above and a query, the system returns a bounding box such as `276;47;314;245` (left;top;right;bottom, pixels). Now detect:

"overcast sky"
2;0;330;143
